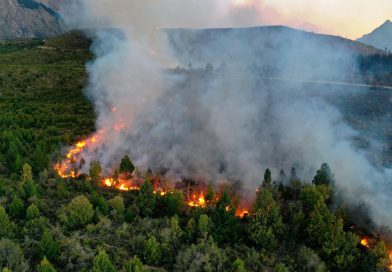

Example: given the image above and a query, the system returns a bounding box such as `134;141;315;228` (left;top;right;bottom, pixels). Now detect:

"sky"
65;0;391;40
227;0;392;39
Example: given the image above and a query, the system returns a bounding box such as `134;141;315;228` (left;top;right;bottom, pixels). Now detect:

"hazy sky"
228;0;391;39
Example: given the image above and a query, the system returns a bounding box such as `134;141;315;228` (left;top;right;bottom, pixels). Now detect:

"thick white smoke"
61;1;392;227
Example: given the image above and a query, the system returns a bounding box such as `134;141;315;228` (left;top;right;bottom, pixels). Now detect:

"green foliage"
108;195;125;215
233;258;247;272
143;236;161;265
37;229;59;262
59;195;94;229
37;256;57;272
92;192;109;215
123;256;144;272
119;155;135;177
0;206;15;239
92;249;116;272
296;246;327;272
300;185;324;215
8;195;25;219
0;239;29;272
26;203;40;220
262;168;272;187
89;161;102;185
247;189;284;250
312;163;334;186
137;181;156;217
165;190;184;216
175;237;227;272
21;163;33;183
198;214;209;239
212;191;239;244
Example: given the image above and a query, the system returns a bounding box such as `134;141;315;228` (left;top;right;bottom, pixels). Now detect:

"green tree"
165;190;184;216
37;229;59;262
21;163;33;183
108;195;125;215
233;258;247;272
37;256;57;272
262;168;272;187
59;195;94;229
32;141;49;172
92;249;116;272
119;155;135;178
300;185;325;215
92;193;109;215
89;161;102;185
0;239;29;272
198;214;209;239
174;237;226;272
212;191;239;243
26;203;40;220
312;163;334;186
306;200;358;270
0;206;15;239
8;196;25;219
247;189;284;250
137;181;156;217
123;256;144;272
143;236;161;265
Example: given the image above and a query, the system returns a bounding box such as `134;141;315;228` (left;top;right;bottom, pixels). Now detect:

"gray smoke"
61;1;392;227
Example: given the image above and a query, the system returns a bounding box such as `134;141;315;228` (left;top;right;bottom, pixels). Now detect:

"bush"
59;195;94;229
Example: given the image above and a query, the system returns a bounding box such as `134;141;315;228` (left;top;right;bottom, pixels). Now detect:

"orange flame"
187;193;206;208
236;209;249;218
54;134;250;216
360;238;369;248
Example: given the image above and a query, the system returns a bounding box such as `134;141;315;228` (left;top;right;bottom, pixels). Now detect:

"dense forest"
0;31;391;271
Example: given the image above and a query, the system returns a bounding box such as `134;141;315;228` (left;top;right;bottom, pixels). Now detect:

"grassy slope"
0;31;95;175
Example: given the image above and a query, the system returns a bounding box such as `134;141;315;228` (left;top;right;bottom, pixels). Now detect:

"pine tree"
123;256;144;272
119;155;135;178
248;189;284;250
37;229;59;261
262;168;272;187
0;205;15;238
212;191;239;243
92;250;116;272
37;257;57;272
312;163;334;186
137;181;156;217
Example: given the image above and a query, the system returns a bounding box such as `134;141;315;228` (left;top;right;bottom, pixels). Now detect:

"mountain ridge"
0;0;64;39
357;20;392;51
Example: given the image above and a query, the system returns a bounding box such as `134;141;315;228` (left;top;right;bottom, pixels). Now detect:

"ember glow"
53;135;248;217
360;237;369;248
187;193;206;208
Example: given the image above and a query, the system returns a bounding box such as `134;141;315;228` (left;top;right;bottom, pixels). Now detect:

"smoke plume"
60;1;392;228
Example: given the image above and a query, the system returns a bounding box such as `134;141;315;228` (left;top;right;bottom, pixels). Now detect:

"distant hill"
357;20;392;51
0;0;64;39
166;26;381;80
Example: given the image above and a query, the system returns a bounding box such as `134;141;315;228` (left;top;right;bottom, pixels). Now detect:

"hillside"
358;20;392;51
167;26;381;81
0;0;64;39
0;31;389;271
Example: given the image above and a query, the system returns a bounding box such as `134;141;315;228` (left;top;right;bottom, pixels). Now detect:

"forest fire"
53;134;249;217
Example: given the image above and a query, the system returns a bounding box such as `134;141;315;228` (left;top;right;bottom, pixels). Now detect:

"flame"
53;132;103;178
389;251;392;271
187;193;206;208
54;134;249;217
360;238;369;248
236;209;249;218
